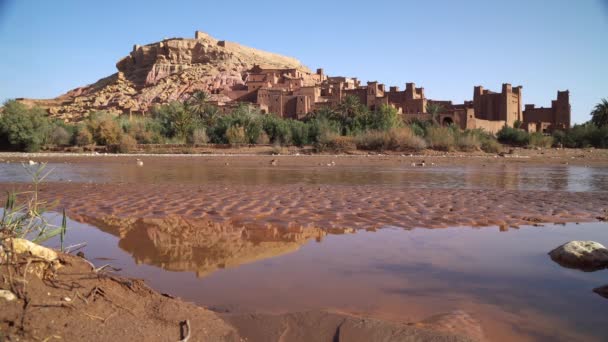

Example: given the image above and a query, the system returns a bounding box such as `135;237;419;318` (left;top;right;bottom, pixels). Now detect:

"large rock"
548;241;608;271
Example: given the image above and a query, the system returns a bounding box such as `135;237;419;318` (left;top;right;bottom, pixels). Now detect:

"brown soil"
0;251;483;342
0;253;239;342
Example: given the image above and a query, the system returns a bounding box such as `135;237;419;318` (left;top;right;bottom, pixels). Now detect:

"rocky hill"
18;31;310;121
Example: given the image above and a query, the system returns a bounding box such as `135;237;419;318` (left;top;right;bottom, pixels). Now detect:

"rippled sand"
7;182;603;230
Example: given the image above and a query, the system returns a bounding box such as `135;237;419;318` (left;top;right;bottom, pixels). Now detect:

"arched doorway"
442;117;454;126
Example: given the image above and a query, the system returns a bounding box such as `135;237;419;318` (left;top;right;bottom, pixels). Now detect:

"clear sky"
0;0;606;124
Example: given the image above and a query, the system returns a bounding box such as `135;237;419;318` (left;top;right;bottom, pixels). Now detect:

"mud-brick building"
522;91;571;133
233;63;570;133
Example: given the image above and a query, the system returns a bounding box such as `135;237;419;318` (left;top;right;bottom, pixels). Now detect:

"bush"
86;112;122;145
226;125;247;146
425;126;456;151
288;119;310;146
0;100;51;151
48;126;71;146
75;126;93;146
117;134;137;153
315;132;356;152
528;132;553;148
189;128;208;145
354;130;387;150
557;123;608;148
367;105;402;131
256;132;270;145
481;138;502;153
496;126;529;146
388;127;426;151
126;117;164;144
355;127;426;151
152;102;195;139
456;133;481;152
307;112;341;144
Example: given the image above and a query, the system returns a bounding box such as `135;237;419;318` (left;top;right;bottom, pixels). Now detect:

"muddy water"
54;219;608;342
3;158;608;341
1;159;608;191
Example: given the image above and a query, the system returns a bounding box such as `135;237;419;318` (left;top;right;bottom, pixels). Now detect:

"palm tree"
187;91;210;116
425;102;444;125
591;98;608;127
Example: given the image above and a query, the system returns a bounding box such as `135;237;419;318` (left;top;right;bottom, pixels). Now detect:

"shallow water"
52;218;608;342
4;159;608;341
2;160;608;191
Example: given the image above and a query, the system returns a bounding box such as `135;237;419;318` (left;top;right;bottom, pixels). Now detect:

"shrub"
355;127;426;151
152;101;195;139
355;130;388;150
528;132;553;148
75;126;93;146
307;112;341;144
256;132;270;145
388;127;426;151
496;126;529;146
425;126;456;151
367;105;402;131
456;133;481;152
315;132;356;152
189;128;208;145
226;125;247;146
481;138;502;153
48;126;71;146
86;112;122;145
127;117;164;144
117;134;137;153
288;119;310;146
0;100;51;152
262;114;291;144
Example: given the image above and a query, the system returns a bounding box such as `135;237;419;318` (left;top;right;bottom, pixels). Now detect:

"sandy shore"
1;146;608;166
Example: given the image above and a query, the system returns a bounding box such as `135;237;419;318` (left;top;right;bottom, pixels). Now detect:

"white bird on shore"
136;159;144;167
28;160;37;165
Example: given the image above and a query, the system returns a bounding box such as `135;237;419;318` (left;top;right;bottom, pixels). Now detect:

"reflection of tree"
80;215;341;278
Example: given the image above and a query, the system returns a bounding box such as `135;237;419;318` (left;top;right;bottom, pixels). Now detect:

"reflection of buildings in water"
78;215;355;278
463;164;522;190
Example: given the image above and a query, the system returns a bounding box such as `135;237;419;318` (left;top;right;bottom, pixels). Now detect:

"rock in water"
593;285;608;299
548;241;608;271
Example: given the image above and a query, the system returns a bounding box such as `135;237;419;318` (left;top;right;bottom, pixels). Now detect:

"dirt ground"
0;251;483;342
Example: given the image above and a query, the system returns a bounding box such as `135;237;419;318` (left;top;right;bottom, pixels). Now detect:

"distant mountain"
18;31;309;121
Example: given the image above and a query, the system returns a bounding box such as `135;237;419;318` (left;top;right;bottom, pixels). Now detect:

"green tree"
335;95;369;134
152;101;195;140
591;98;608;127
0;100;51;151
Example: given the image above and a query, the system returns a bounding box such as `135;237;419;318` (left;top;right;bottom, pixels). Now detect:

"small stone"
63;297;72;302
0;289;17;301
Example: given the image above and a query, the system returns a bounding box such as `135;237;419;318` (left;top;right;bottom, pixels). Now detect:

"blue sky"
0;0;606;124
